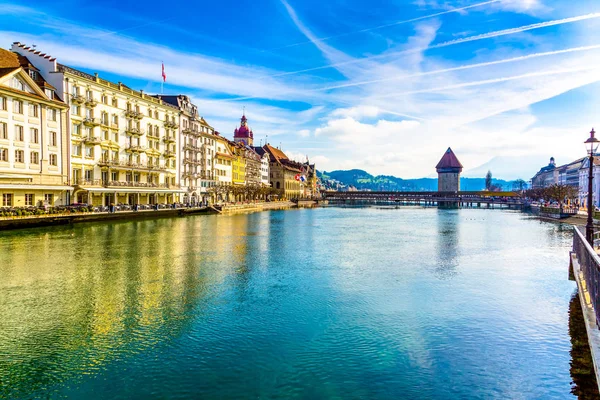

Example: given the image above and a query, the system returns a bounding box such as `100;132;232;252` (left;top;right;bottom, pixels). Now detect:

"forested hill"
318;169;516;191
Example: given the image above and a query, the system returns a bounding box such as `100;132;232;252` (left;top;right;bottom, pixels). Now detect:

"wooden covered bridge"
322;191;524;209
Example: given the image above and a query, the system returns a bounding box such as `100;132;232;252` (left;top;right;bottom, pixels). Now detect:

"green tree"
485;170;492;190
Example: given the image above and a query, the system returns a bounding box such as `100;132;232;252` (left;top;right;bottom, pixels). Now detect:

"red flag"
162;63;166;82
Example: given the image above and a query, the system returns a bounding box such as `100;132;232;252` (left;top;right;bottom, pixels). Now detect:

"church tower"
234;113;254;146
436;147;463;192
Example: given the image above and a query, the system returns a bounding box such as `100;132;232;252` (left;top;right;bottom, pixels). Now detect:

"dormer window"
45;89;53;98
29;70;38;80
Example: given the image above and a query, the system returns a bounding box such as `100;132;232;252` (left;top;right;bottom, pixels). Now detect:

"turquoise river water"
0;207;595;399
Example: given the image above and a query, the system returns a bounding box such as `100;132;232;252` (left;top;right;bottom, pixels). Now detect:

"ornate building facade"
12;42;184;206
0;48;70;207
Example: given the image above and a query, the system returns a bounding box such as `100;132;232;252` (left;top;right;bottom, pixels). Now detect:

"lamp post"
585;128;599;245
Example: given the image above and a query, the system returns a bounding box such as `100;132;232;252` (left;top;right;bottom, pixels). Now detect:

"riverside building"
11;42;184;207
0;48;70;207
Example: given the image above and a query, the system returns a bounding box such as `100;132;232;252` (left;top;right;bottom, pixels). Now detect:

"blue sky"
1;0;600;179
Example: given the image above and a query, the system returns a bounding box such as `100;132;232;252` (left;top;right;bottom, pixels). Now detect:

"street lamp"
585;128;599;245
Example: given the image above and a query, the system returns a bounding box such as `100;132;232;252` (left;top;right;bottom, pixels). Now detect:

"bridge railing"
573;226;600;324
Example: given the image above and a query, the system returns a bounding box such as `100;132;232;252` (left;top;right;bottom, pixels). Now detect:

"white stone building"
12;42;185;206
578;157;600;210
0;48;71;207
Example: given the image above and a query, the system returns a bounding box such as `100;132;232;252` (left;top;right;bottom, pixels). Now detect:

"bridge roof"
436;147;463;171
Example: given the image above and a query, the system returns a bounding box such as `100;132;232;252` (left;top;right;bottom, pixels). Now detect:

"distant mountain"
318;169;518;191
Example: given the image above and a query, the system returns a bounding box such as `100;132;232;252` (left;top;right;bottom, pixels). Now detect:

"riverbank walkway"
570;226;600;392
0;201;297;231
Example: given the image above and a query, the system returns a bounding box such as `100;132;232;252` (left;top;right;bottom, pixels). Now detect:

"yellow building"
0;48;71;207
12;42;185;206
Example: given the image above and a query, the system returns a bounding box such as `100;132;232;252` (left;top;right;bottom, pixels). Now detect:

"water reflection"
569;292;600;399
435;209;460;279
0;216;240;399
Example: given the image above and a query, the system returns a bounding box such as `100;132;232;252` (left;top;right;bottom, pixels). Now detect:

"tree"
485;170;492;191
544;184;578;209
512;179;527;192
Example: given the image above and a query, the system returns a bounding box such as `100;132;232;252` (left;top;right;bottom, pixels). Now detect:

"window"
13;100;23;114
101;112;109;125
113;132;118;142
0;123;6;139
85;146;94;158
48;109;57;121
72;144;82;156
49;131;57;146
2;194;13;207
111;171;118;181
86;90;93;100
154;111;158;119
71;104;80;116
30;151;39;164
125;172;132;182
24;194;34;206
29;104;39;117
102;94;108;104
134;173;140;182
45;89;53;98
148;109;152;117
15;150;24;163
84;169;93;180
10;77;24;91
30;128;39;144
103;130;109;140
0;148;7;161
112;97;118;107
0;96;6;110
71;85;79;96
49;154;57;166
44;194;54;205
14;125;23;141
72;124;81;136
111;150;118;160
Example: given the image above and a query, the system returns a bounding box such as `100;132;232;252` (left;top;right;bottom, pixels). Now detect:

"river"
0;207;596;399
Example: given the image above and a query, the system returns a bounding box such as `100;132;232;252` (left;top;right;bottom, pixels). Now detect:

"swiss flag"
162;63;166;82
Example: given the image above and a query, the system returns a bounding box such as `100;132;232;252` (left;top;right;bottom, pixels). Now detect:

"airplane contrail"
373;65;600;99
318;44;600;91
268;12;600;78
269;0;501;51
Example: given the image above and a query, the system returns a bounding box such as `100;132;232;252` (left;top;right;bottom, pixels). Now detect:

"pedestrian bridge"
322;191;523;209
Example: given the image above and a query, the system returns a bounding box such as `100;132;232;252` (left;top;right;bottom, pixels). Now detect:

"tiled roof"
0;48;20;78
263;144;289;163
436;147;463;171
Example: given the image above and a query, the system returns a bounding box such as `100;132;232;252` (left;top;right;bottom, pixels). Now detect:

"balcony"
184;144;202;152
163;150;176;158
75;179;102;186
184;157;199;165
125;110;144;120
83;117;100;127
71;94;86;104
100;119;110;128
164;120;178;129
147;130;160;139
163;136;176;144
85;98;98;107
125;145;146;153
125;126;145;136
182;127;194;135
97;158;167;171
83;136;102;145
105;181;181;189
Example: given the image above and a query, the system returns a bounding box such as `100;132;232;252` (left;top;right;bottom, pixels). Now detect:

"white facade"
260;153;270;186
12;42;184;206
0;64;70;206
578;158;600;209
215;136;233;186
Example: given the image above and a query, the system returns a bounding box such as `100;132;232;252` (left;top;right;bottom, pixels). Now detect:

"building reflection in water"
434;209;460;279
0;215;253;399
569;292;600;399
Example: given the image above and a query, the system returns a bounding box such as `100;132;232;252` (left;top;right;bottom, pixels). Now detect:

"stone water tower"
436;147;463;192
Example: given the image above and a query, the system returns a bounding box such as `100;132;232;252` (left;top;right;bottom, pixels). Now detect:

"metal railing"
573;226;600;323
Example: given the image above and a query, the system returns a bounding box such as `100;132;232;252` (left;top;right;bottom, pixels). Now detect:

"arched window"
276;182;280;189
